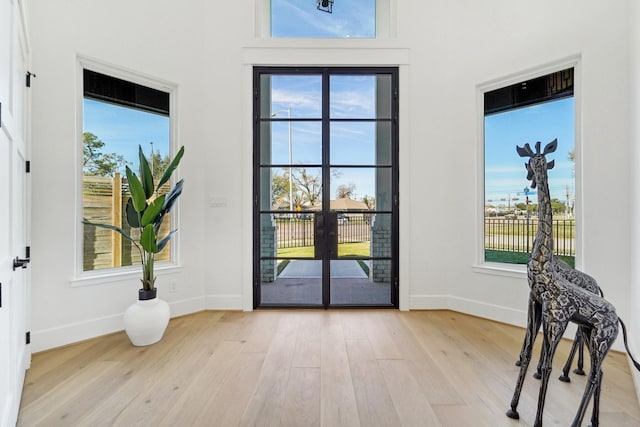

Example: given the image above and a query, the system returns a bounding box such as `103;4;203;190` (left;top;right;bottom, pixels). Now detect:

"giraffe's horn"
535;141;541;154
543;138;558;155
547;159;555;170
516;143;534;158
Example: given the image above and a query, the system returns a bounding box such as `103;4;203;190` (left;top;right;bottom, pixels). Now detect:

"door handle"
13;257;30;271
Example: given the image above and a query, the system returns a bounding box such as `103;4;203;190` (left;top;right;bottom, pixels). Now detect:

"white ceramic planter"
123;296;170;346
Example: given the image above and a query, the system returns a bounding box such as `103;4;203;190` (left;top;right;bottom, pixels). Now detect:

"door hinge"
394;277;399;290
26;160;31;173
26;71;36;87
0;282;2;307
26;331;31;345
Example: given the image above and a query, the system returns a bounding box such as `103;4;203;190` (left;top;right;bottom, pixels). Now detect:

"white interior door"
0;0;31;425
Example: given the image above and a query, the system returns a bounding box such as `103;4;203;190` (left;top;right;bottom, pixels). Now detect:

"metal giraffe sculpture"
550;259;601;381
506;139;640;427
516;245;603;382
512;138;603;382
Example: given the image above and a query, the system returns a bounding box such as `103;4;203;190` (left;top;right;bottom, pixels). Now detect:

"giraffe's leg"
533;319;565;427
534;338;546;379
571;329;609;427
516;295;541;367
570;365;602;427
507;297;541;420
574;340;586;376
588;370;602;427
559;329;582;382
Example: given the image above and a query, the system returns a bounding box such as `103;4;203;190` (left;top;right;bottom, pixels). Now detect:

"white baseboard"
31;296;206;353
409;294;527;327
408;294;631;352
32;293;628;353
0;398;15;427
204;294;244;310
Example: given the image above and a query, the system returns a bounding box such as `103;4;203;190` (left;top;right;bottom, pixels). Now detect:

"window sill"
472;262;527;279
71;264;183;288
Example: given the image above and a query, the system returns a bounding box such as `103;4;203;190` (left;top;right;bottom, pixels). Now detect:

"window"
266;0;392;38
483;67;575;266
81;68;173;273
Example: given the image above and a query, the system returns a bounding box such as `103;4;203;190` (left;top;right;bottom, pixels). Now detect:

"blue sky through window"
485;97;575;208
271;0;376;38
269;74;381;199
83;98;170;174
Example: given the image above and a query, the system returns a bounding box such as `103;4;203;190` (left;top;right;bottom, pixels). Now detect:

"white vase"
123;296;170;346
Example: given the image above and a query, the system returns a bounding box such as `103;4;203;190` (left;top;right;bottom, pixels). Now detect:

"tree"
149;151;171;181
83;132;128;176
271;171;290;209
361;195;375;210
292;167;321;206
550;198;567;215
336;183;356;199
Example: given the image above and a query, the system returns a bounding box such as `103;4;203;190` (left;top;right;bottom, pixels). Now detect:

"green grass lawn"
276;242;371;277
485;249;575;268
277;242;370;258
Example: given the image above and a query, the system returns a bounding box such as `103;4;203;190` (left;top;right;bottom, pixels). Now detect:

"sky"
485;97;575;208
271;0;376;38
269;74;383;200
83;98;170;174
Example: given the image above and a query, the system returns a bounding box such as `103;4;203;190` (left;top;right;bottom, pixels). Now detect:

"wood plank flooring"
18;310;640;426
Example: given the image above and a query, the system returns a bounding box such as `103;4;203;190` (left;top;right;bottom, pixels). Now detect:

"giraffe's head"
516;139;557;189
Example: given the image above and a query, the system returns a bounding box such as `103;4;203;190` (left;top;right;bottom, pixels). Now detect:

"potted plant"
84;144;184;345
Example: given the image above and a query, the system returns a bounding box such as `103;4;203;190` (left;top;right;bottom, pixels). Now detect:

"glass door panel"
330;122;392;165
254;67;398;308
260;121;322;165
259;75;322;119
330;260;392;305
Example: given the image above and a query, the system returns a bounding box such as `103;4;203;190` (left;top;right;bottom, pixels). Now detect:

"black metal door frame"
253;66;399;309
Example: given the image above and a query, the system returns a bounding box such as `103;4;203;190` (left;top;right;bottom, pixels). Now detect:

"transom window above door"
264;0;394;38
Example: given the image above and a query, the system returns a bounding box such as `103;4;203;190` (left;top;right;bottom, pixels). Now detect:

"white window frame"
474;56;582;277
255;0;396;39
73;56;182;286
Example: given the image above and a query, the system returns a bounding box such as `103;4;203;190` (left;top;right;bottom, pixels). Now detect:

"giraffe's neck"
530;170;554;275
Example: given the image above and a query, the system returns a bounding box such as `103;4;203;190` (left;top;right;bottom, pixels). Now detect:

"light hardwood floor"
18;310;640;426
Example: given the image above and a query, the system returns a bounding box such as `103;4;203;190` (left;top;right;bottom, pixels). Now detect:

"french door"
0;0;31;424
253;67;398;308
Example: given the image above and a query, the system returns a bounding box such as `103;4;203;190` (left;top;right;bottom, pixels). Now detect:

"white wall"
27;0;636;356
28;0;209;351
400;1;633;351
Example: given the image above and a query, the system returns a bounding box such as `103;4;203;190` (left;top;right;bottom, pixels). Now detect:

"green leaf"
82;221;135;243
138;145;155;198
161;179;184;214
125;198;141;228
125;166;147;213
157;146;184;190
157;229;177;252
141;195;166;227
140;224;158;253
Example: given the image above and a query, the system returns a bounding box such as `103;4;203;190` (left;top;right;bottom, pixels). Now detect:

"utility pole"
149;141;154;177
